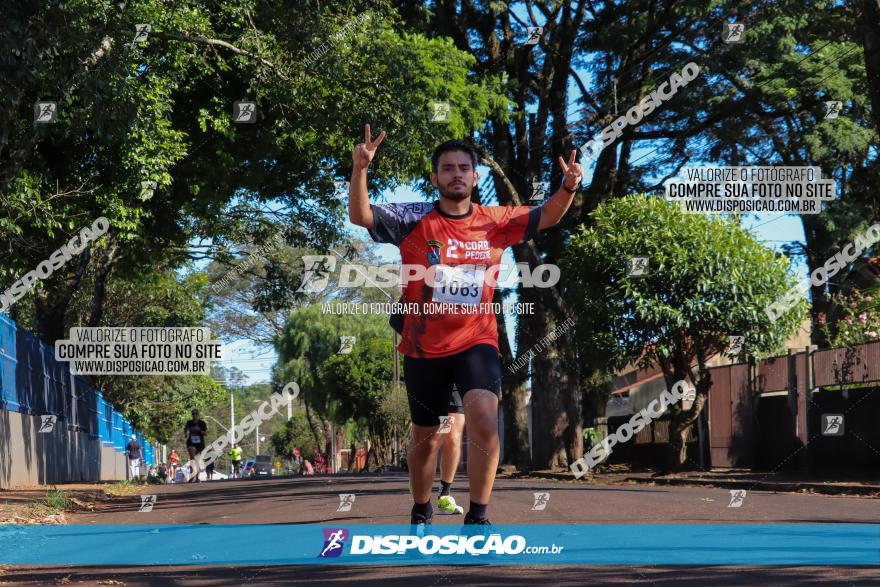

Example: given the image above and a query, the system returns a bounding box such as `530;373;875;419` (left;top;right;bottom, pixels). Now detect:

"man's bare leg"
440;412;464;481
462;390;499;518
407;424;443;506
437;412;465;514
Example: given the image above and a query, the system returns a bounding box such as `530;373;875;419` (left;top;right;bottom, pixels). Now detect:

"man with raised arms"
348;124;581;527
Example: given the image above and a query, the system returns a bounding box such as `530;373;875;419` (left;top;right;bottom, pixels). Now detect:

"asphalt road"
3;474;879;585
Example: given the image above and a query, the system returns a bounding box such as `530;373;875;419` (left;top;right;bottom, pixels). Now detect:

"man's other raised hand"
353;123;386;170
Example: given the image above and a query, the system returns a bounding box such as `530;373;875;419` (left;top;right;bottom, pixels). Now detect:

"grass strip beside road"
1;479;158;525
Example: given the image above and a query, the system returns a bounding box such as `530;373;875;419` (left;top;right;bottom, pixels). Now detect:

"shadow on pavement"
3;564;880;586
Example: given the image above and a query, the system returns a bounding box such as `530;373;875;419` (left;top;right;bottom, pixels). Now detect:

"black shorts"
403;343;501;427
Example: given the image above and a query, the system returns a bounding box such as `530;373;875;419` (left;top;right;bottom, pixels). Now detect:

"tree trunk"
858;0;880;138
581;368;612;427
799;214;832;345
86;241;120;327
521;296;568;469
34;247;92;343
661;351;712;471
667;391;707;471
324;421;334;472
495;290;529;469
365;438;381;471
303;400;323;449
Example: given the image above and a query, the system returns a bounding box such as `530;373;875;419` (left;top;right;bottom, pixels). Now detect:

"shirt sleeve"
486;205;542;248
367;202;434;246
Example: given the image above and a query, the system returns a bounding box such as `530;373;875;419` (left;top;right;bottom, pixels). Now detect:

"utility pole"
252;400;262;455
230;393;236;444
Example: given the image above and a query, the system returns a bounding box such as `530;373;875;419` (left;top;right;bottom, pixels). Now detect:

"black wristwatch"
561;182;580;194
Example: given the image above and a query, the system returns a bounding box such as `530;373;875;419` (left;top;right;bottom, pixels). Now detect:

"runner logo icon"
298;255;336;293
38;415;57;433
437;415;454;434
337;494;356;512
319;528;349;558
728;489;747;508
531;492;550;510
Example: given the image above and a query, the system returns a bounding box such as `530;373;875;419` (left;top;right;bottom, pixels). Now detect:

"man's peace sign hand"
353;124;386;170
558;149;583;190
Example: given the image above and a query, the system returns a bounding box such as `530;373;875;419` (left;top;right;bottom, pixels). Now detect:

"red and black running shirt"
368;201;541;358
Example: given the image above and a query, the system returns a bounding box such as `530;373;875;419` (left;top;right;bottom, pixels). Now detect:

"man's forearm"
538;186;576;230
349;167;373;228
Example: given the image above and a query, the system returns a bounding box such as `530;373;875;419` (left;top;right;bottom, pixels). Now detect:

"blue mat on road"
1;524;878;565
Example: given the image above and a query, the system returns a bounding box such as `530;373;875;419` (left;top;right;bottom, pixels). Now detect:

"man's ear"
430;172;438;187
472;170;479;186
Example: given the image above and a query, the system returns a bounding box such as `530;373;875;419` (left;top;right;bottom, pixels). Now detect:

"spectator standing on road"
168;449;180;479
157;462;169;484
292;448;303;474
125;434;143;480
183;409;208;483
314;449;326;474
228;444;243;479
349;442;357;472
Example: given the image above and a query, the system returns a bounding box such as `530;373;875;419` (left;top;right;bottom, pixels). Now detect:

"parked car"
240;459;255;478
253;454;275;477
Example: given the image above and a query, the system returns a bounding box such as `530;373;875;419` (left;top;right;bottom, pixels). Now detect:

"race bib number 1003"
432;266;485;305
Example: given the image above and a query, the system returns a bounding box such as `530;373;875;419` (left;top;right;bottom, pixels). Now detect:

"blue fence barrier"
0;314;154;468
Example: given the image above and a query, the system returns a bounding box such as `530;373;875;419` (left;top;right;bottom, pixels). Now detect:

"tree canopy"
564;194;806;467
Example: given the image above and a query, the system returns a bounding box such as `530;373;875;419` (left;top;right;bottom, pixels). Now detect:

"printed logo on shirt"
447;238;490;260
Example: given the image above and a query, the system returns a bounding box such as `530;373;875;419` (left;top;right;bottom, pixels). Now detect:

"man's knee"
410;428;443;453
465;414;498;444
443;429;463;451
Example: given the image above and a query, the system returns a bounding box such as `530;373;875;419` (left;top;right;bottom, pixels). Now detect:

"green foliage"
582;428;602;449
319;337;394;427
1;0;507;340
68;265;223;444
270;412;325;459
563;195;805;373
42;489;74;513
274;306;391;422
204;239;395;346
820;288;880;348
120;374;226;445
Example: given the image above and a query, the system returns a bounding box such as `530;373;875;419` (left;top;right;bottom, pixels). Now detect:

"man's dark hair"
431;140;481;171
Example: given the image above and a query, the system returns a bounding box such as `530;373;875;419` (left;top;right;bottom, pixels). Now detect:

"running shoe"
461;512;494;535
437;495;464;515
